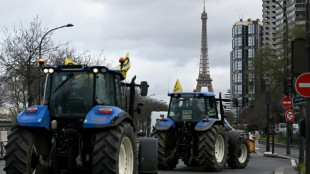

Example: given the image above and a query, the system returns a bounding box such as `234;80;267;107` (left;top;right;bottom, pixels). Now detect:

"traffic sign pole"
281;96;293;155
305;1;310;173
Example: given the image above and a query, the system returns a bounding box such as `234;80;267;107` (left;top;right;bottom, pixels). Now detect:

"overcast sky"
0;0;262;103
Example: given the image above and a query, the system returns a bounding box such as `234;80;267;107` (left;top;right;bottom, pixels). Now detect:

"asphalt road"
0;143;295;174
158;152;291;174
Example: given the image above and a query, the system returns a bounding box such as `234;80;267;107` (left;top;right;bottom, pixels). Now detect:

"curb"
262;152;299;174
263;152;292;159
258;140;301;150
274;165;298;174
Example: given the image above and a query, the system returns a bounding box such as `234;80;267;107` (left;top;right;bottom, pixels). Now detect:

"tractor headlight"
93;68;99;73
48;68;54;73
43;68;55;74
100;68;107;73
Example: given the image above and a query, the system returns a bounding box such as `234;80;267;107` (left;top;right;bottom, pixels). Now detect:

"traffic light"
283;78;293;96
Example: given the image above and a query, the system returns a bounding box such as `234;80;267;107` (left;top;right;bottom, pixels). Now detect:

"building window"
237;61;242;70
248;36;255;46
233;25;243;36
237;25;243;35
236;49;243;59
233;49;242;60
248;24;255;34
238;37;243;46
234;61;242;71
296;6;306;11
237;73;242;83
237;84;243;95
248;48;255;58
248;59;254;70
296;21;306;25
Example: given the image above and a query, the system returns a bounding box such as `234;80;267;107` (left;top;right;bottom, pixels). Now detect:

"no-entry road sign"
295;73;310;97
281;96;293;109
285;109;295;122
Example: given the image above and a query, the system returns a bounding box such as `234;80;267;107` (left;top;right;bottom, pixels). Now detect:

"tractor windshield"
47;72;94;117
44;70;122;117
168;96;217;122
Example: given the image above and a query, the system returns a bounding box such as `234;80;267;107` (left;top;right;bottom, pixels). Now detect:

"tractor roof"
42;65;124;79
168;92;215;97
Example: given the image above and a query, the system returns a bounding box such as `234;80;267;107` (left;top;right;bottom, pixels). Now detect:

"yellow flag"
173;79;183;93
113;52;131;79
65;57;77;65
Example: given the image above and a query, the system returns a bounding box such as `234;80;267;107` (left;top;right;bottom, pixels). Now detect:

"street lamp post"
38;24;74;59
272;0;291;155
272;0;289;78
264;73;271;152
38;24;73;105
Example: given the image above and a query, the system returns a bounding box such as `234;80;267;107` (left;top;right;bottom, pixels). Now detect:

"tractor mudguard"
154;118;175;131
227;130;247;148
139;137;158;173
195;118;222;131
83;105;132;128
17;105;51;130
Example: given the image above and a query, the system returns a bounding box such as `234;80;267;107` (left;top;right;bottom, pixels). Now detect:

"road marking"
291;159;297;167
274;166;285;174
299;83;310;88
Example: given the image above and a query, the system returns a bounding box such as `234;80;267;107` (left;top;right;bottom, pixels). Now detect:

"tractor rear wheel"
151;130;178;170
198;125;228;172
4;127;50;174
227;138;250;169
92;121;137;174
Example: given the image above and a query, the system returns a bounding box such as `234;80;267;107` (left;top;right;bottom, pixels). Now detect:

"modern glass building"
231;19;263;107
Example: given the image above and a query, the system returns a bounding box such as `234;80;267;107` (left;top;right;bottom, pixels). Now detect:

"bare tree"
0;17;66;107
0;16;108;113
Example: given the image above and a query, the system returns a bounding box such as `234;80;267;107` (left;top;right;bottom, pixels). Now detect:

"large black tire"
151;130;178;170
4;127;50;174
92;121;137;174
227;138;250;169
198;125;228;172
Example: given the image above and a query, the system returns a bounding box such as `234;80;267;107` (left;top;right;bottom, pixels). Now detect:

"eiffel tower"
196;2;213;93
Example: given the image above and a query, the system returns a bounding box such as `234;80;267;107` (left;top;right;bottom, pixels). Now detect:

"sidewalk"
256;142;300;174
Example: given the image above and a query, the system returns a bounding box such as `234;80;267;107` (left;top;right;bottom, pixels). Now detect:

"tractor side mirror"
140;81;149;96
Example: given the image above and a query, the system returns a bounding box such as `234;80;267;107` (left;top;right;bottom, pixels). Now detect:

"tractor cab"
42;65;123;118
168;92;218;123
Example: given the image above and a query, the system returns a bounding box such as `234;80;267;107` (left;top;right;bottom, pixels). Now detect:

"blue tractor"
4;64;158;174
151;92;250;171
